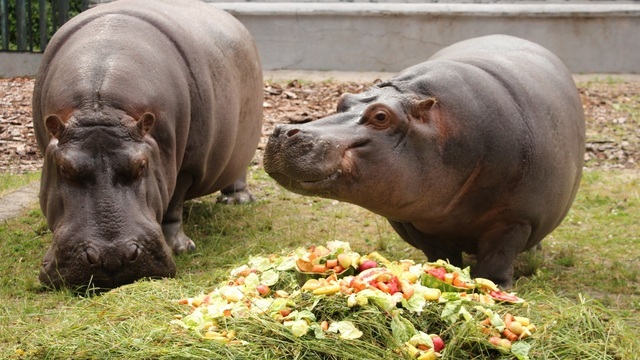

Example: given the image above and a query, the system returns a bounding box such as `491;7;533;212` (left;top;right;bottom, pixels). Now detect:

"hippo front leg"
163;174;196;254
474;223;532;289
217;172;255;204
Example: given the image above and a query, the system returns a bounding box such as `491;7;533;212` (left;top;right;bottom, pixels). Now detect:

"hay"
11;242;629;360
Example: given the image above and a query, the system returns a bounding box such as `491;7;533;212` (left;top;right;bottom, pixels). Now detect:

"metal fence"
0;0;89;52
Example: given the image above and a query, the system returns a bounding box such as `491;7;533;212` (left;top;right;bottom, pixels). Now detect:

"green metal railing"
0;0;89;52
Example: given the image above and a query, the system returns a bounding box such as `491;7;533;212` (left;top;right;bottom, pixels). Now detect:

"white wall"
1;2;638;77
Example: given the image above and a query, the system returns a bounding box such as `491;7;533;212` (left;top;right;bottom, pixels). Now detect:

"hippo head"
264;82;460;221
38;109;175;290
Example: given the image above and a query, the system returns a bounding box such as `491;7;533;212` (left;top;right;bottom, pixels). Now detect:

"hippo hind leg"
217;172;255;204
388;220;464;267
163;174;196;254
474;223;532;289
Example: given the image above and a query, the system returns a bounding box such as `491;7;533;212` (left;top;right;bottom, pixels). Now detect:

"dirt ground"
1;73;638;174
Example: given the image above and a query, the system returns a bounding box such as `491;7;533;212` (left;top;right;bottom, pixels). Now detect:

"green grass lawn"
0;172;40;197
0;76;637;359
0;165;638;359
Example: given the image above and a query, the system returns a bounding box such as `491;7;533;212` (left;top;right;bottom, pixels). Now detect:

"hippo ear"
45;115;65;138
136;112;155;136
411;98;437;123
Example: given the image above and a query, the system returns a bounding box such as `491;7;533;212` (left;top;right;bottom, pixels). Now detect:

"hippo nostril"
127;244;141;262
271;125;282;137
85;247;101;266
286;128;301;137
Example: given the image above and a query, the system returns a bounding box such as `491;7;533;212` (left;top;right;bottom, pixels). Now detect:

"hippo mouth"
39;233;177;290
268;140;365;195
39;255;177;290
268;170;341;194
299;170;342;189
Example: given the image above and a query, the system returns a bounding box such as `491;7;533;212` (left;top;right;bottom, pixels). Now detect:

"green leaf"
284;319;310;337
260;269;279;286
441;300;464;324
511;341;531;360
249;256;273;272
391;312;417;343
327;321;363;339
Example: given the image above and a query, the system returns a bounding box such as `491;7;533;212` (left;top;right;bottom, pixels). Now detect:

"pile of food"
172;241;534;359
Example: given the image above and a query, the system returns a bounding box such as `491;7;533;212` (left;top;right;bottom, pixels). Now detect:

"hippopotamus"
32;0;263;289
264;35;585;288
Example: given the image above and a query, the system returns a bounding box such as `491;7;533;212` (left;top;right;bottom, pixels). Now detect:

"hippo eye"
59;165;69;179
374;112;387;122
367;109;392;129
58;164;76;181
136;159;148;178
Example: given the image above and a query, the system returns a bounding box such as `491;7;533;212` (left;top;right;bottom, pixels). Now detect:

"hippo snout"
267;124;319;156
265;124;337;184
270;124;303;139
39;231;176;289
82;244;141;270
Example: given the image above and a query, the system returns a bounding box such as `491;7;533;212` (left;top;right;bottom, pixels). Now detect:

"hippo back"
33;0;263;200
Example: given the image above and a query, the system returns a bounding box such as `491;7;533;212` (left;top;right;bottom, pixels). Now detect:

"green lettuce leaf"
327;321;363;339
391;312;417;343
260;269;279;286
511;341;531;360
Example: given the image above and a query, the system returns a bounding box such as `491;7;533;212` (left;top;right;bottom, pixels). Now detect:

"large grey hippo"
32;0;263;289
264;35;585;288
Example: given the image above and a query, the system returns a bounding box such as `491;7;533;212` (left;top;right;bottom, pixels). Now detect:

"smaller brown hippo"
264;35;585;288
32;0;263;289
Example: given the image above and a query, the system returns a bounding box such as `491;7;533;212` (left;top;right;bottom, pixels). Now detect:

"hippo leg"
162;174;196;254
388;221;463;266
474;223;532;289
217;172;255;204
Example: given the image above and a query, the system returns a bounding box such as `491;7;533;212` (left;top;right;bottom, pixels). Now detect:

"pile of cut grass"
4;260;630;360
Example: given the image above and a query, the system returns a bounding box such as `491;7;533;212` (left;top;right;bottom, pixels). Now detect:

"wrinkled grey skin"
32;0;263;289
264;35;584;288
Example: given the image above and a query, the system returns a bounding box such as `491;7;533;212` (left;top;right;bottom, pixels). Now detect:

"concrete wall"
0;52;42;78
1;2;638;77
218;2;640;73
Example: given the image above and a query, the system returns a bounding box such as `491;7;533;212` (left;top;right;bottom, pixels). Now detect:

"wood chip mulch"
1;77;637;174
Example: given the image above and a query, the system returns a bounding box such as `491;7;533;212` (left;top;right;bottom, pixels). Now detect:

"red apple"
256;284;270;296
431;336;445;352
359;260;378;271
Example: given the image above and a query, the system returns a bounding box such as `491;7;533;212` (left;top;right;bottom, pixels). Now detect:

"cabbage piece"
204;297;234;318
244;272;260;292
276;256;297;271
181;309;206;328
440;300;472;324
326;240;352;253
310;323;326;339
511;341;531;360
401;285;434;313
391;312;417;343
260;269;279;286
230;265;249;278
352;289;398;311
248;256;273;272
284;319;310;337
327;321;363;339
408;331;434;350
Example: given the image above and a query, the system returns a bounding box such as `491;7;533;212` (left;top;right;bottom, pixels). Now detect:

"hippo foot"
217;189;255;204
172;230;196;254
162;222;196;254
